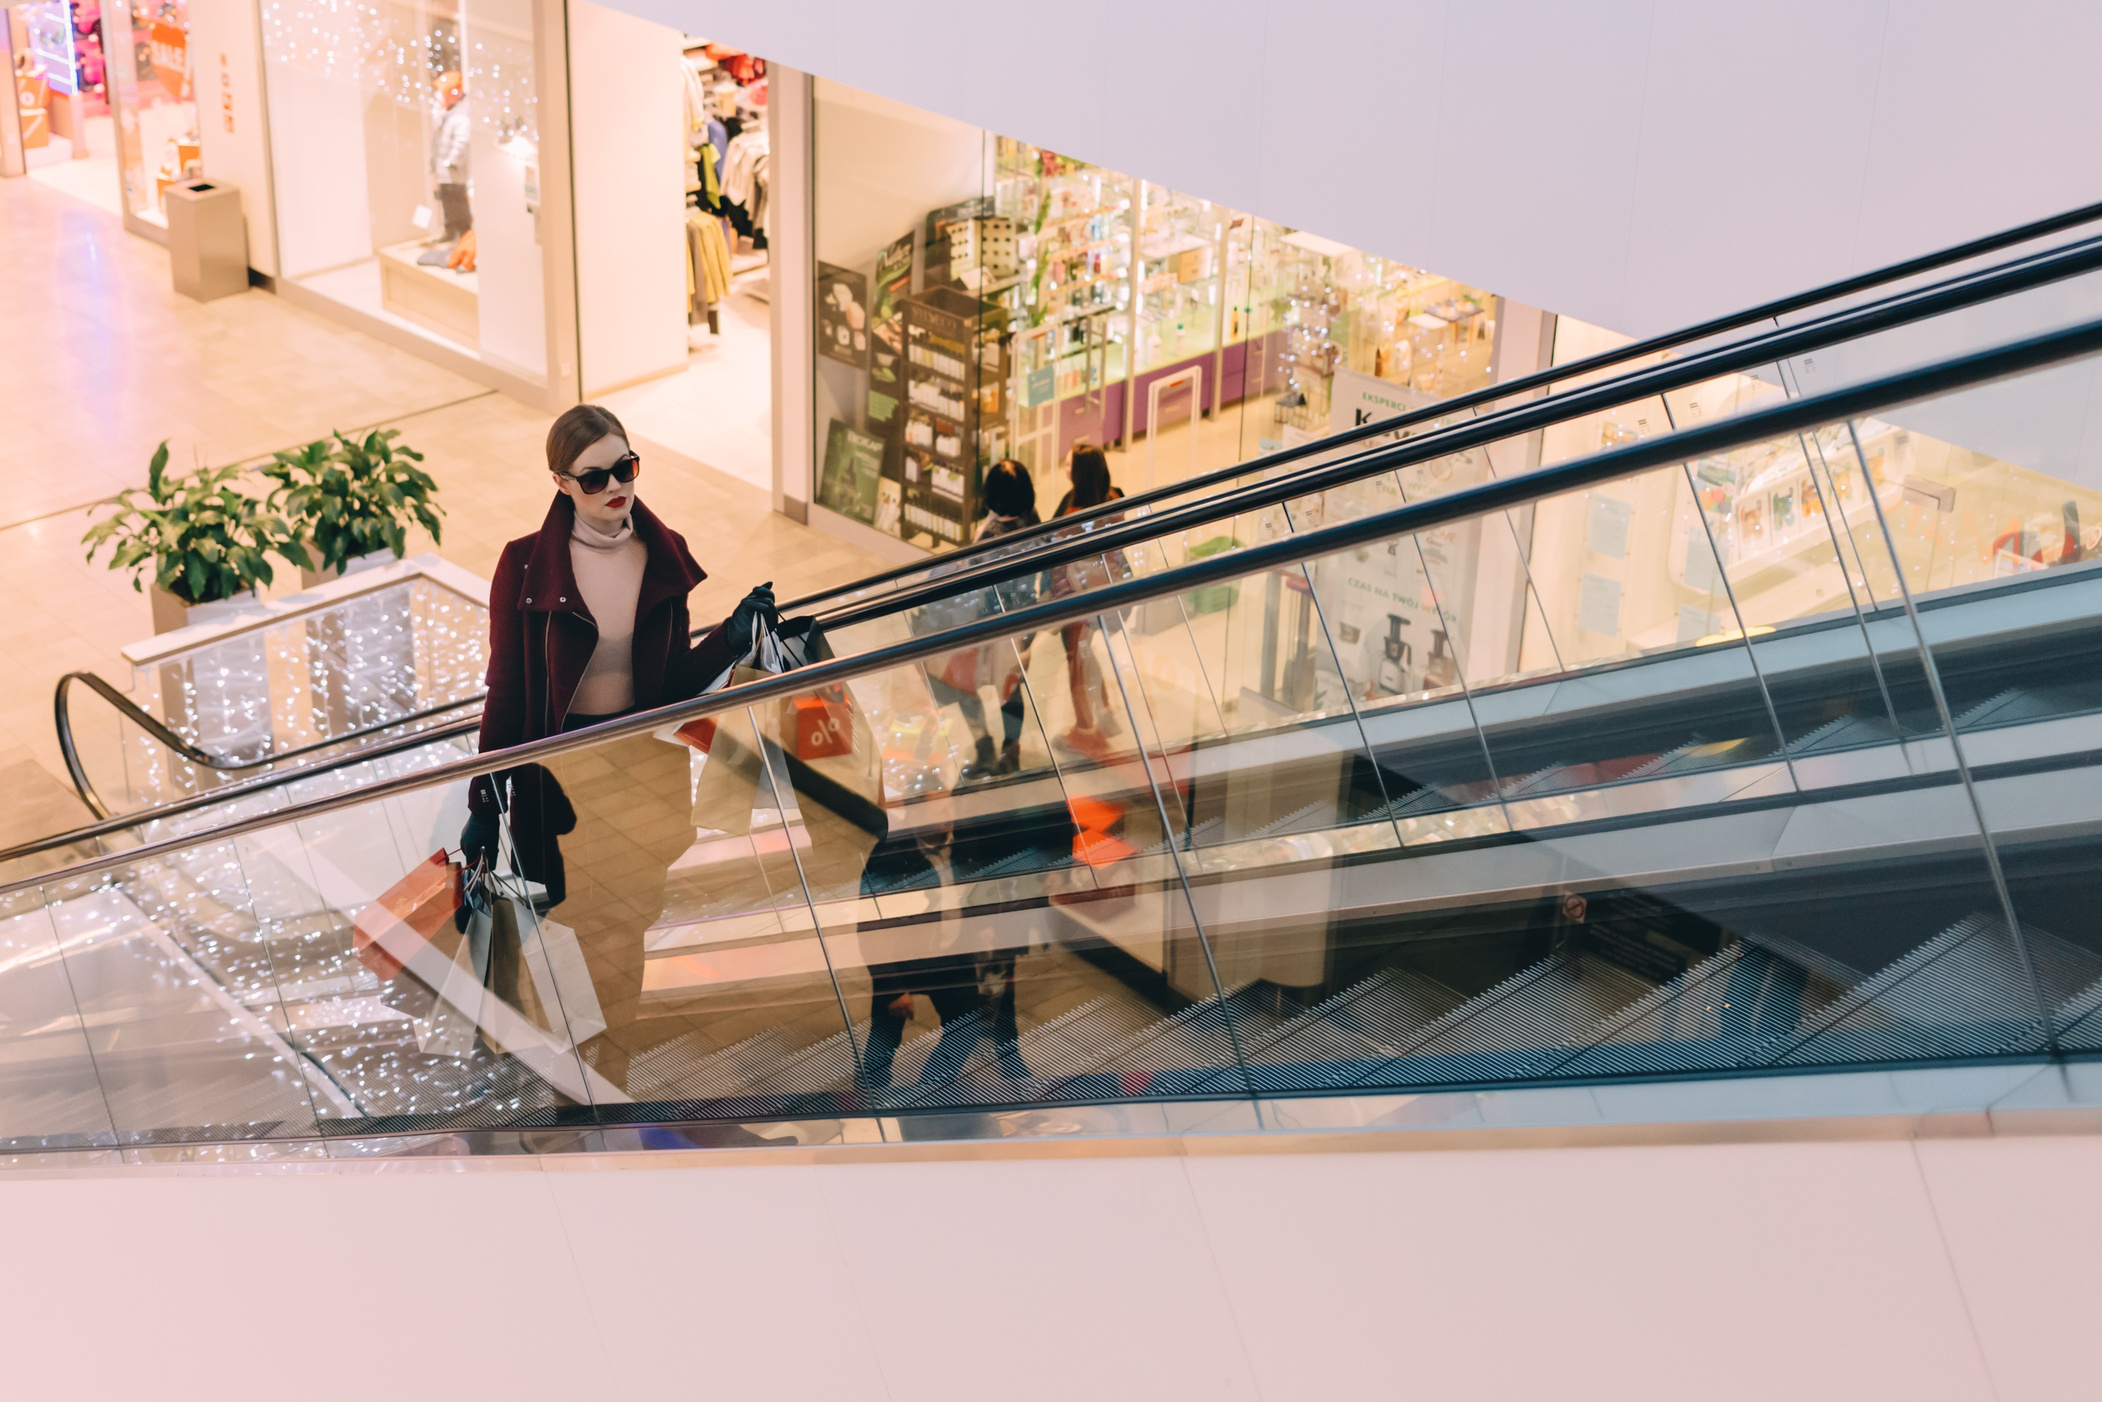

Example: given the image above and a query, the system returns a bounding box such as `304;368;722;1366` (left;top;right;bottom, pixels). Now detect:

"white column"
769;64;814;521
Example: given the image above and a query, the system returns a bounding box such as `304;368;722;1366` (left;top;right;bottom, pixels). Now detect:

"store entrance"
5;0;121;209
596;37;772;493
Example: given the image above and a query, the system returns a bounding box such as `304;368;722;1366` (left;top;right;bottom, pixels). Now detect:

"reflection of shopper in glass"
461;404;778;1091
420;71;473;269
857;824;1028;1092
1049;445;1127;759
919;460;1044;783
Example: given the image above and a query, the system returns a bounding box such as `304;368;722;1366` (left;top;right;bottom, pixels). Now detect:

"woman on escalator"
1048;445;1127;759
461;403;777;1093
916;458;1044;782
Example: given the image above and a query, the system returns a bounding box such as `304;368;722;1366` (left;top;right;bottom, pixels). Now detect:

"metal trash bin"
165;179;250;302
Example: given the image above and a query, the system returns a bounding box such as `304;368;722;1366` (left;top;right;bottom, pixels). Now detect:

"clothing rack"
678;37;770;327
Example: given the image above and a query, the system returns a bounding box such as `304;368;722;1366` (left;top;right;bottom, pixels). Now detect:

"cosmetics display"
810;83;1504;555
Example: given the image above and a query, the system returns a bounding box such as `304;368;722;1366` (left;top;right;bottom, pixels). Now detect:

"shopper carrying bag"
461;404;779;1095
1048;445;1129;758
908;459;1045;783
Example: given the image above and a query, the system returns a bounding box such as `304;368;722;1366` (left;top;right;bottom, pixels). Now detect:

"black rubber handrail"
33;227;2102;858
53;669;485;819
9;312;2097;900
7;715;484;863
775;196;2102;616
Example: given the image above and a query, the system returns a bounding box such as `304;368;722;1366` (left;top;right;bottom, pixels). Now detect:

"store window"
585;34;775;493
105;0;193;228
259;0;548;383
8;0;107;170
808;78;1501;552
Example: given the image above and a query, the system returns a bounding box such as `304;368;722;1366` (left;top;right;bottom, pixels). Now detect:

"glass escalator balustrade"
17;241;2102;1151
64;572;490;825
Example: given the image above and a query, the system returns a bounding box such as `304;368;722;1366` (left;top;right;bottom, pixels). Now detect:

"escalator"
34;195;2102;836
7;211;2102;1153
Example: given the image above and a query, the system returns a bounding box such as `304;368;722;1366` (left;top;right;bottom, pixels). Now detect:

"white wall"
261;64;371;280
467;0;551;381
808;80;987;485
594;0;2102;341
190;0;278;277
772;66;813;513
569;0;691;396
812;81;981;282
1;1132;2097;1401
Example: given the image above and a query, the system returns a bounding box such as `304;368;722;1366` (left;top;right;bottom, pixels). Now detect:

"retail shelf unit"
900;286;1001;545
991;139;1134;472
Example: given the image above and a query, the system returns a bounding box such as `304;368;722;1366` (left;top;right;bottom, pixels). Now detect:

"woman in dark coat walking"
463;403;776;1093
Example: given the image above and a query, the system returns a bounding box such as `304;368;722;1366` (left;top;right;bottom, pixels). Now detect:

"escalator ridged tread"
1343;954;1653;1090
1222;968;1464;1093
2048;970;2102;1050
1765;914;2051;1067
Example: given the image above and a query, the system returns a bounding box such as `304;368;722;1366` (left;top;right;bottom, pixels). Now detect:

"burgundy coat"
469;493;739;815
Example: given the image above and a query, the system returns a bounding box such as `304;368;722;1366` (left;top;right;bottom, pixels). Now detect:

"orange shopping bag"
782;686;856;759
352;851;462;980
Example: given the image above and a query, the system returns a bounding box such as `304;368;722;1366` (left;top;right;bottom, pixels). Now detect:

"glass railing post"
1842;419;2059;1053
1094;607;1256;1101
743;712;869;1102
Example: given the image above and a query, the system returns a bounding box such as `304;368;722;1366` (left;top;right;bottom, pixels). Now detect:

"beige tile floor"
0;175;889;849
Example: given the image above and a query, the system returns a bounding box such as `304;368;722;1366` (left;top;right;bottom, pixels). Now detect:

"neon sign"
20;1;79;97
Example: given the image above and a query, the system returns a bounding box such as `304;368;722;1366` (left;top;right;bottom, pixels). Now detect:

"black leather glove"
456;808;499;931
460;808;499;871
721;582;778;661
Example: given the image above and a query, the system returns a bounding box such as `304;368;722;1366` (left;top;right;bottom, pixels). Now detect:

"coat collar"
517;493;706;617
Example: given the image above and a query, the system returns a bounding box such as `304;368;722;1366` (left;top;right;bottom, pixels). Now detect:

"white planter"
300;549;398;590
150;585;261;635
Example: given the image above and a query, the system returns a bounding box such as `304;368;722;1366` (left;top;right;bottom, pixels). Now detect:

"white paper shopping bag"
517;912;607;1051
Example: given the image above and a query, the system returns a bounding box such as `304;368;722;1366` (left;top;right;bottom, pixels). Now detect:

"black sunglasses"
561;452;640;495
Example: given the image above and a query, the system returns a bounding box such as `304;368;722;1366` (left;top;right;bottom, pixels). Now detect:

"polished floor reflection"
0;174;889;852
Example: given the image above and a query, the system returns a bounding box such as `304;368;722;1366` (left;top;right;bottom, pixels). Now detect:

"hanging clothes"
680;59;710;144
695;215;732;305
696;135;723;212
720;129;768;211
720;128;770;245
686;210;733;327
704;116;728;180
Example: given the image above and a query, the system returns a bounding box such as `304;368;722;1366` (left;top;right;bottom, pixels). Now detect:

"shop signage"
1328;366;1437;440
818;420;886;526
152;20;190;103
868;233;913;399
21;1;77;96
1585;495;1632;560
1578;572;1623;637
817;264;869;369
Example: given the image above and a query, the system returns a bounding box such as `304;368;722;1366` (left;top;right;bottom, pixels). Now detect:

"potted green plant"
265;428;445;587
82;441;312;634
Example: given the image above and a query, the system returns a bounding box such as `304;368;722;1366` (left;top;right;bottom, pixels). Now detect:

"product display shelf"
377;240;480;348
898;286;992;548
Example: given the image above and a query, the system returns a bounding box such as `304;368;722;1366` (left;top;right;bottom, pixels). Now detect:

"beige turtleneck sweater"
569;508;647;714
